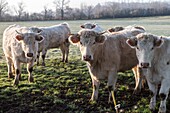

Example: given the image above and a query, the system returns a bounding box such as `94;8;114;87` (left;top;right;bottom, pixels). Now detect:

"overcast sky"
6;0;169;13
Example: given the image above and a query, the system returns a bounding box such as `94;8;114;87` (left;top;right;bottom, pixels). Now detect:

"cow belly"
48;43;60;48
89;68;108;80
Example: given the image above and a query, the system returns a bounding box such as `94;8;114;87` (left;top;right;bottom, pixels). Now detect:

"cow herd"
2;22;170;113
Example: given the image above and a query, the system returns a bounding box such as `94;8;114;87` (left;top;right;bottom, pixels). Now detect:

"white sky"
6;0;109;13
6;0;170;14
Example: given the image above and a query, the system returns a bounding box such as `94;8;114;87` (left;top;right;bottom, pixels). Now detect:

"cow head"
15;30;44;59
80;23;96;29
126;33;164;68
69;29;106;61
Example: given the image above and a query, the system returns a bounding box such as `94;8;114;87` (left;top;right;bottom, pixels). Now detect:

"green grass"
0;16;170;113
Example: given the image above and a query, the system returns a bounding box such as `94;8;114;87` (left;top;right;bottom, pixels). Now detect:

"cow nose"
27;53;33;57
83;55;91;61
141;63;150;68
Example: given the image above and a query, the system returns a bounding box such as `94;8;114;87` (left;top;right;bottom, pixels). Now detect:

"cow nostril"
88;55;91;59
141;62;149;68
27;53;33;57
83;56;86;59
146;63;149;67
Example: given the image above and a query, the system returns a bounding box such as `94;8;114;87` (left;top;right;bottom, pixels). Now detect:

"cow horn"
99;31;107;35
68;33;75;36
15;30;23;35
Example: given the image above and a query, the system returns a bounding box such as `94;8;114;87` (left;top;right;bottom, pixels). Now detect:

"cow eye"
93;42;96;44
151;47;154;50
80;41;82;45
136;47;139;50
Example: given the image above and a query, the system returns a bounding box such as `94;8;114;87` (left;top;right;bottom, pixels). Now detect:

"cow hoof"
28;76;34;83
158;106;166;113
8;73;14;79
13;80;19;86
65;60;68;63
133;89;141;95
19;74;22;81
150;109;156;113
42;63;45;66
108;100;113;104
37;63;39;66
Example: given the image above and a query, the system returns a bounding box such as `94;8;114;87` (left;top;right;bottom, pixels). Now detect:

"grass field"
0;16;170;113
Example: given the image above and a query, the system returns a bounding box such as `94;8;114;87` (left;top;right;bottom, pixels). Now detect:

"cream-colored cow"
3;24;44;85
69;26;145;102
127;33;170;113
31;23;71;66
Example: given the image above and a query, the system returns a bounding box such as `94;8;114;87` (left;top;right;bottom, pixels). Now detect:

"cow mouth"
141;66;149;69
83;58;92;61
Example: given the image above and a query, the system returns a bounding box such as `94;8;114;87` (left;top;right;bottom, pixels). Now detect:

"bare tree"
53;0;70;20
106;2;119;18
0;0;8;20
80;3;93;19
43;5;48;20
42;5;54;20
86;5;94;19
93;3;102;18
14;1;25;20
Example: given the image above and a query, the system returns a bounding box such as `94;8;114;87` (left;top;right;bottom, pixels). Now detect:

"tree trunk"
61;9;64;20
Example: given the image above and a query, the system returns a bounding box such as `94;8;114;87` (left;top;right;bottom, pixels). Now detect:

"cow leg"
27;62;34;83
36;52;40;66
64;44;69;63
107;70;118;103
90;78;100;101
147;80;158;111
64;40;70;63
6;57;14;78
41;49;46;66
158;79;170;113
12;63;15;74
60;44;65;62
13;60;21;86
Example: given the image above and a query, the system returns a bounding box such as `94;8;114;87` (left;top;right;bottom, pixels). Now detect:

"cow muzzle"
140;62;150;68
83;55;92;61
27;53;33;57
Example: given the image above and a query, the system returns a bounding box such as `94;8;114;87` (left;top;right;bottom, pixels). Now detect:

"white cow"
31;23;71;66
80;23;103;32
3;24;44;85
69;26;145;102
126;33;170;113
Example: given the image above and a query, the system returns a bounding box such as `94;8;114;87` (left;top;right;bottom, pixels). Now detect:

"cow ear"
154;36;164;48
15;35;24;41
108;28;115;33
35;35;44;43
80;25;85;28
92;24;96;29
69;34;80;45
126;37;137;48
95;35;106;44
37;29;42;33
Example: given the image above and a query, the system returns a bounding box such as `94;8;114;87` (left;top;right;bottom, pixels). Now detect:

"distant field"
0;16;170;113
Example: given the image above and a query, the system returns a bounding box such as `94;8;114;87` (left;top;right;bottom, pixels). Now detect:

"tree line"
0;0;170;22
